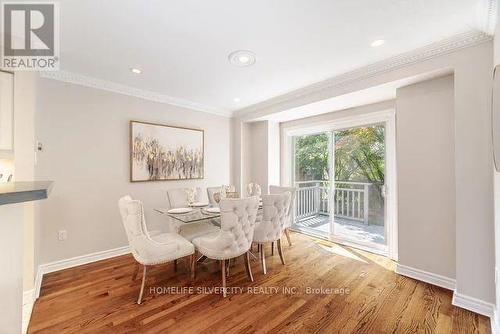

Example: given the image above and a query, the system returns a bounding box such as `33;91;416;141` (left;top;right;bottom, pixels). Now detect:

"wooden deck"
28;232;490;333
294;214;386;245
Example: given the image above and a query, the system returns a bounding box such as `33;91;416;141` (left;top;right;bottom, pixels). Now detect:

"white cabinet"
0;71;14;155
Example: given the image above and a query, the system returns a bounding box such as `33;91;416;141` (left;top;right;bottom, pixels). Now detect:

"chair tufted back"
194;196;259;260
118;195;149;260
167;187;202;208
269;185;297;228
246;182;262;197
206;186;220;205
253;192;291;243
119;195;194;265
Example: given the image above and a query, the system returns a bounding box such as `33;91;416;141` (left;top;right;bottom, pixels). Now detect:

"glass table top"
155;207;220;223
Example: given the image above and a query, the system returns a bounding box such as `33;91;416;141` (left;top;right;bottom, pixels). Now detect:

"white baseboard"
395;264;456;290
22;289;34;306
452;290;495;318
34;245;130;298
492;308;500;334
22;289;34;334
396;264;498;327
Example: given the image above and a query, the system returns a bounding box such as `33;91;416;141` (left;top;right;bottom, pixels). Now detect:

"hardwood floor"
28;233;490;333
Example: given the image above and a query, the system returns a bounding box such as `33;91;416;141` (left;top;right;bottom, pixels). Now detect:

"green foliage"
334;126;385;183
294;125;385;183
294;133;330;181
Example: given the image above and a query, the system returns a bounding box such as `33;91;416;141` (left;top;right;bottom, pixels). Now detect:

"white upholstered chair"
246;182;262;197
167;187;203;208
118;195;195;304
192;196;260;297
166;188;219;241
253;192;291;274
206;186;220;205
269;185;297;246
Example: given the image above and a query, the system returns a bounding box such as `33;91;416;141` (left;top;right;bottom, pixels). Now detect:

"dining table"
154;206;222;224
155;201;263;262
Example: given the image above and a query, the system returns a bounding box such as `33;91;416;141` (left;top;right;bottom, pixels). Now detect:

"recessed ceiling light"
130;68;142;74
233;97;241;103
371;39;385;47
228;50;256;67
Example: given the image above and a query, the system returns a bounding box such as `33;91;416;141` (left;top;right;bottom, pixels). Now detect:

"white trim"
483;0;499;35
22;289;34;306
285;108;398;260
34;245;130;298
234;30;492;119
40;71;232;118
384;111;398;261
396;264;497;320
22;289;34;334
492;308;500;334
33;268;43;300
395;264;456;290
452;290;495;318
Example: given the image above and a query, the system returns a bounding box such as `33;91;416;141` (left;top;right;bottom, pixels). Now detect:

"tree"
334;126;385;184
294;133;329;181
294;125;385;184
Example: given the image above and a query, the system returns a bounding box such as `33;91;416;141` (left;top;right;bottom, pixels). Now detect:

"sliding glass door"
290;118;392;255
292;132;332;236
330;124;386;251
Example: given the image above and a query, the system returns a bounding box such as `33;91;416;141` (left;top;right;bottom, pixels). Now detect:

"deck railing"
294;180;371;224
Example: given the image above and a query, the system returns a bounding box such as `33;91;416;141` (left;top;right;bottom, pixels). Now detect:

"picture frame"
130;120;204;182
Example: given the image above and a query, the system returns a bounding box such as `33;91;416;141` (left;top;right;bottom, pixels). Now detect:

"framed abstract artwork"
130;120;204;182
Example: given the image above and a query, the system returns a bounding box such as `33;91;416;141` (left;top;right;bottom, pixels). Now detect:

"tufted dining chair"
119;195;195;304
192;196;260;297
253;192;291;274
206;186;221;205
269;185;297;246
246;182;262;197
165;187;219;242
167;187;203;208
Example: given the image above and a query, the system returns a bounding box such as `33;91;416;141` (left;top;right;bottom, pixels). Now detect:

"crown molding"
483;0;498;34
234;29;493;119
40;71;232;117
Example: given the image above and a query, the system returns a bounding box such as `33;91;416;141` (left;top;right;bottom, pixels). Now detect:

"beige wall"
396;75;455;279
34;78;231;264
453;43;494;304
248;121;269;191
239;120;281;194
230;118;242;194
12;72;37;292
267;121;280;187
493;10;500;322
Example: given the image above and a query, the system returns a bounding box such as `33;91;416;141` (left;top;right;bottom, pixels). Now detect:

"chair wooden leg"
137;265;147;304
244;252;254;282
260;244;267;274
284;228;292;246
174;259;178;272
277;239;286;265
221;260;227;297
132;262;139;281
271;242;275;256
190;254;196;280
226;259;232;277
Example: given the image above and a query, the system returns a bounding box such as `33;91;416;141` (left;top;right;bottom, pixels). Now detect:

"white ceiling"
58;0;494;115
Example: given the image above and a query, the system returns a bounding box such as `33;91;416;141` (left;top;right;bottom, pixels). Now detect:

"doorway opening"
286;110;397;258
